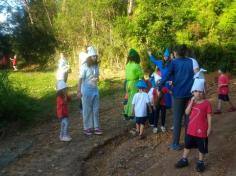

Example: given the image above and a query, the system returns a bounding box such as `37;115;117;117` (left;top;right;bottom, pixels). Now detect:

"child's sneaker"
60;136;72;142
84;129;93;136
161;126;166;132
228;107;236;112
175;158;189;168
196;160;205;172
214;110;222;114
153;127;158;133
94;128;103;135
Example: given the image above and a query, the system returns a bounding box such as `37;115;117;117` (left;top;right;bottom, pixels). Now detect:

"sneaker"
153;127;158;133
94;128;103;135
228;107;236;112
149;124;154;127
161;126;166;132
214;110;222;114
168;143;183;150
84;129;93;136
170;126;174;131
175;158;189;168
60;136;72;142
196;160;205;172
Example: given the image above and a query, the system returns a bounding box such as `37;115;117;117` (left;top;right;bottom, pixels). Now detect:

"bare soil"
0;73;236;176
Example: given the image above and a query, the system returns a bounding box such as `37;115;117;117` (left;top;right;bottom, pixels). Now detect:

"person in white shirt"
78;46;88;67
132;80;152;139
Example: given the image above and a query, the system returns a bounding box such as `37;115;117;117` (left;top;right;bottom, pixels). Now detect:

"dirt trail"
0;74;236;176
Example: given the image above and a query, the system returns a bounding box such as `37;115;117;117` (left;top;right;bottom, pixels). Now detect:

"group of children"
130;64;235;172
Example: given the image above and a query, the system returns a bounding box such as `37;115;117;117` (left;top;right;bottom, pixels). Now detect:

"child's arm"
77;78;82;98
132;104;135;117
185;97;195;115
207;114;212;136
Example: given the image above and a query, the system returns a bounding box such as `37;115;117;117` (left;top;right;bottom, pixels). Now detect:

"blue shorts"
136;117;146;125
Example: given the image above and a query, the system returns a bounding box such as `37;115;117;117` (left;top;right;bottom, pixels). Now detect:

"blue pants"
172;97;190;145
82;94;100;130
60;117;69;137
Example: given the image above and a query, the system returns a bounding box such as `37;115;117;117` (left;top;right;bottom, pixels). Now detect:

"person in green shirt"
124;48;144;119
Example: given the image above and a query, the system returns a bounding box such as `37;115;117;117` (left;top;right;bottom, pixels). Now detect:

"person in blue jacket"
160;44;195;150
148;48;173;110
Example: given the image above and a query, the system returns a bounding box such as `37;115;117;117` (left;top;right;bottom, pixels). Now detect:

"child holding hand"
56;81;72;142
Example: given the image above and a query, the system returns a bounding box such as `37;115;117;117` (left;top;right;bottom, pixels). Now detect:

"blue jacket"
161;58;194;98
149;55;171;81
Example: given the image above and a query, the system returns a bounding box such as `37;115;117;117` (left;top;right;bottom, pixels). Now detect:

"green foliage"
0;0;235;71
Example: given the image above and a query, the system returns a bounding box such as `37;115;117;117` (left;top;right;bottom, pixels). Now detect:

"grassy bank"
0;70;124;131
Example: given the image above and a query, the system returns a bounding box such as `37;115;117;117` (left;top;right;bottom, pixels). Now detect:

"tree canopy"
0;0;235;71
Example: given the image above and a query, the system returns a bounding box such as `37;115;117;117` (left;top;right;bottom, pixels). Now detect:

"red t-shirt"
56;96;69;119
218;74;229;95
187;100;212;138
153;87;168;106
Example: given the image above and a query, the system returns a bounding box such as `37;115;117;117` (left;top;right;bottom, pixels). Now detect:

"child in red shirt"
10;55;18;71
56;81;72;142
175;79;212;172
214;67;236;114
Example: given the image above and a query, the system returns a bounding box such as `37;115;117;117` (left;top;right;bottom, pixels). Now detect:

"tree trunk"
22;0;34;24
128;0;134;15
42;0;53;27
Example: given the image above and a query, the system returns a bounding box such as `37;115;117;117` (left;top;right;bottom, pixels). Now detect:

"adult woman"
124;48;144;119
160;45;195;150
77;46;102;135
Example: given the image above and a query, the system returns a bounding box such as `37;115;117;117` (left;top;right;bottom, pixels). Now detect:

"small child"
56;80;72;142
152;83;169;133
214;67;236;114
10;55;18;71
132;80;152;139
175;79;212;172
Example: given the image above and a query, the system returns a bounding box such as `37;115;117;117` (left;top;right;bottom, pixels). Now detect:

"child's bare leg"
183;148;190;158
199;152;204;161
136;123;140;133
139;124;144;135
217;99;222;111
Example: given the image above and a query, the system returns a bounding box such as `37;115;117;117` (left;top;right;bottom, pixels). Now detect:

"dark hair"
174;44;188;57
126;56;140;64
219;66;227;73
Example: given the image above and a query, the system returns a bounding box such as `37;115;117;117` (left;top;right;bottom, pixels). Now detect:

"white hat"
194;68;207;79
87;46;97;58
56;80;67;91
191;78;205;93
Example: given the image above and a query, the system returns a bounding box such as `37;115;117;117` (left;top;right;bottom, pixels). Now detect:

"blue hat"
136;80;147;89
164;48;170;58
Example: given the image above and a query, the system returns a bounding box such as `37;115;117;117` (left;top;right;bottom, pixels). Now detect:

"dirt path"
0;75;236;176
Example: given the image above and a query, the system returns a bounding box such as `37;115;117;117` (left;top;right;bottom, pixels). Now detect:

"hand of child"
191;96;195;102
147;50;152;57
207;128;211;136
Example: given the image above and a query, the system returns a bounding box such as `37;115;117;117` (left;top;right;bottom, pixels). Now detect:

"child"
10;55;18;71
214;67;236;114
175;79;212;172
132;80;152;139
152;83;169;133
56;80;72;142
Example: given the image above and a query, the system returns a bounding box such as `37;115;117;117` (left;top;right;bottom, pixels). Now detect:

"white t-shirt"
190;58;199;71
132;92;150;117
148;88;154;105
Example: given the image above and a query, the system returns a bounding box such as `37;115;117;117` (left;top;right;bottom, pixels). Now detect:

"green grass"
1;71;124;129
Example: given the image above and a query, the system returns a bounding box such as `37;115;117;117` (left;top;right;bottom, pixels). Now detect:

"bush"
0;71;36;128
